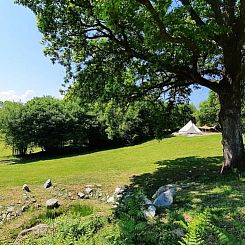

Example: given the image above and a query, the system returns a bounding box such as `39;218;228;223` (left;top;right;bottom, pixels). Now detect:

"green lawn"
0;134;244;244
0;135;222;190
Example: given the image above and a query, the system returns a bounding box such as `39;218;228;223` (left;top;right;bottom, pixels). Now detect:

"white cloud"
0;90;35;102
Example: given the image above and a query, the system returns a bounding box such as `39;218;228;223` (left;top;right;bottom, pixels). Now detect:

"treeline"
0;96;195;156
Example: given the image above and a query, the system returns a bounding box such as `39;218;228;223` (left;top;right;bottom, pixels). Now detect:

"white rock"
6;206;15;213
77;192;85;199
21;205;29;212
152;184;177;199
114;187;125;195
144;205;156;219
43;179;52;189
107;196;115;204
85;187;93;194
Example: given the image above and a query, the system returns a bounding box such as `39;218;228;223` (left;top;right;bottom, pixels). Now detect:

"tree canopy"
0;97;90;154
195;91;220;127
16;0;245;172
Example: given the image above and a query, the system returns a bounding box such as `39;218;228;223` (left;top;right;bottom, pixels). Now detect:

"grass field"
0;134;244;244
0;135;222;190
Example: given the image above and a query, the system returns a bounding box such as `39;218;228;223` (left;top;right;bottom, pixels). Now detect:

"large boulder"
153;189;176;208
152;184;177;199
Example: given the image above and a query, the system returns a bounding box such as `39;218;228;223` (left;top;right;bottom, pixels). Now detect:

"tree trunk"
219;86;245;173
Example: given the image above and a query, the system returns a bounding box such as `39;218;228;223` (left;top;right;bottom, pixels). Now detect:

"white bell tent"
179;120;202;135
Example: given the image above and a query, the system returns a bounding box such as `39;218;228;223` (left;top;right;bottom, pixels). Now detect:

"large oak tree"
17;0;245;172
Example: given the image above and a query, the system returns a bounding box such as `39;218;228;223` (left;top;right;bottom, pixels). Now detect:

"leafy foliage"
0;101;29;155
15;0;245;171
176;210;238;245
0;97;90;154
94;99;196;145
195;91;220;127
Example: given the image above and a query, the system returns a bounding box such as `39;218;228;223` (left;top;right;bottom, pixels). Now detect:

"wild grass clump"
69;204;94;217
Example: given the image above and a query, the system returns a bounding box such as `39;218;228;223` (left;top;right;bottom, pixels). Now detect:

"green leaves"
0;97;90;154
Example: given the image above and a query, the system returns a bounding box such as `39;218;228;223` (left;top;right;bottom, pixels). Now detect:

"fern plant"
175;210;237;245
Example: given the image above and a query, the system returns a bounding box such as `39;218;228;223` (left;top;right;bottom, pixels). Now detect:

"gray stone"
114;186;125;195
107;196;115;204
14;224;49;245
6;206;15;213
152;184;177;199
43;179;52;189
22;184;30;192
46;199;59;209
21;205;29;212
153;189;176;208
96;184;102;188
144;205;156;219
85;187;93;194
172;228;185;238
143;195;152;206
77;192;85;199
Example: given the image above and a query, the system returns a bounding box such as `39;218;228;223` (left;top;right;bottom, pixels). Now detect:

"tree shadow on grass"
2;144;126;165
130;156;224;197
130;156;245;211
115;156;245;243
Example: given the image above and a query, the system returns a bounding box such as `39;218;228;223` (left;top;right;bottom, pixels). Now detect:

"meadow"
0;134;244;244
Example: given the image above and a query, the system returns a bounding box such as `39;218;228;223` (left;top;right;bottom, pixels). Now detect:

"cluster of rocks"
76;184;103;201
143;184;180;219
1;178;186;225
0;179;53;225
0;205;19;224
104;184;181;220
105;186;127;207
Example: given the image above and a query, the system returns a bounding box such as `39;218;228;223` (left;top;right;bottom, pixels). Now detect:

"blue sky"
0;0;208;106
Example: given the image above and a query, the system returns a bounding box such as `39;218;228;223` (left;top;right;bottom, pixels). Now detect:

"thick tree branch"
223;0;236;25
179;0;205;26
96;21;151;61
206;0;224;26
